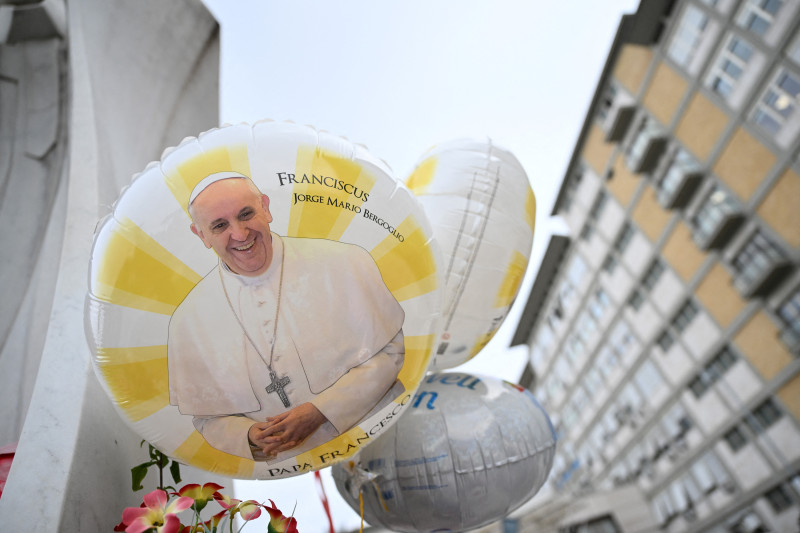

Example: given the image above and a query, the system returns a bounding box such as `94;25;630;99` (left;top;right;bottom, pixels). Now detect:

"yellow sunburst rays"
465;251;530;359
524;186;536;233
469;186;534;359
172;430;254;478
162;142;252;218
92;219;202;316
93;136;258;476
287;146;376;239
91;218;203;423
405;155;438;195
495;250;529;309
370;215;439;388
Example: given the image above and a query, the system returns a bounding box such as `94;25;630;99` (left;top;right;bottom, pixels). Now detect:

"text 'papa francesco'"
265;395;413;477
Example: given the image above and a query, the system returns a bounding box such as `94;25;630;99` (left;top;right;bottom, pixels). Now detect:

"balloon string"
359;490;365;533
314;471;335;533
372;480;389;512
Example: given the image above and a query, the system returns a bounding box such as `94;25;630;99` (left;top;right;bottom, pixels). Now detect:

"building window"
777;287;800;349
664;402;693;440
582;191;608;239
688;346;738;398
656;148;703;208
628;289;645;311
706;33;755;99
642;259;665;290
752;67;800;136
690;186;743;249
673;299;699;333
731;510;768;533
580;222;594;240
589;288;611;320
613;222;635;254
562;515;622;533
690;451;732;494
562;403;579;430
668;5;710;67
706;346;738;380
572;385;590;412
657;330;675;351
577;310;599;338
689;375;709;398
626;116;668;173
789;33;800;65
764;483;794;513
634;360;665;397
566;334;587;366
597;83;618;122
736;0;783;37
731;229;790;297
609;320;635;357
584;366;604;396
565;253;588;294
745;398;783;434
598;345;621;378
589;191;608;220
562;165;585;212
724;425;748;452
602;253;619;274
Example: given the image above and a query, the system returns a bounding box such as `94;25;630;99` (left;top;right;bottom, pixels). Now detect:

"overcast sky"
199;1;640;531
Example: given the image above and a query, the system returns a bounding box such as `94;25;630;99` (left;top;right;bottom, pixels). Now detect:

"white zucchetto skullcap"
188;171;250;207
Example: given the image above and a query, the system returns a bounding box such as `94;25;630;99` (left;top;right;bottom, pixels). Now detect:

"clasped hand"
248;402;327;457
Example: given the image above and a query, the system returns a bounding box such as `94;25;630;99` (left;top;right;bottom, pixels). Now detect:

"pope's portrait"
167;172;405;462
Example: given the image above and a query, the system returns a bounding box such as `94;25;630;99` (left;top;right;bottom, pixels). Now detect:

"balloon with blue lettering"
332;372;556;532
85;120;443;479
404;139;536;370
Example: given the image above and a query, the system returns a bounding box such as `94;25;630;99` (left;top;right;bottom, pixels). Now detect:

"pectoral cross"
266;370;291;407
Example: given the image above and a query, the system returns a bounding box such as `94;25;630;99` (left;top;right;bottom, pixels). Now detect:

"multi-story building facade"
508;0;800;531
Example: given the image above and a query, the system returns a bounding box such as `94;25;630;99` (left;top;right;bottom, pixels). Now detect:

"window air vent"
605;105;636;142
735;260;792;299
696;213;745;250
657;170;703;209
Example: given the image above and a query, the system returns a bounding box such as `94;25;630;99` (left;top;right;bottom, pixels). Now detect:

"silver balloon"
404;140;536;371
332;372;556;532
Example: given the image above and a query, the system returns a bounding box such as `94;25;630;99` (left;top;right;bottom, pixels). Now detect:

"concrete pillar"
0;0;223;529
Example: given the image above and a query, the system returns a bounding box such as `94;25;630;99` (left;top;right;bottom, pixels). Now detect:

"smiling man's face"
190;178;274;276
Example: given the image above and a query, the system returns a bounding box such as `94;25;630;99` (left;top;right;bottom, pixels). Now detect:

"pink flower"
177;482;224;512
121;489;193;533
212;491;241;510
265;500;298;533
213;491;263;522
238;500;262;521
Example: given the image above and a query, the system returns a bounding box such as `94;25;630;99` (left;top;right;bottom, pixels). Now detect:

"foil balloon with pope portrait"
85;120;443;480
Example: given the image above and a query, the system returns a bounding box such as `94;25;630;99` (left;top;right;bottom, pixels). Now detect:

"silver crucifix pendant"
265;370;291;407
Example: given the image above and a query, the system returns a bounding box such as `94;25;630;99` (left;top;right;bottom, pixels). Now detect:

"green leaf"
170;460;182;484
131;463;150;491
158;453;170;469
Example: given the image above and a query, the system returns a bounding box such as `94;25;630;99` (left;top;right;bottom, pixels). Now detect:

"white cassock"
168;234;405;461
